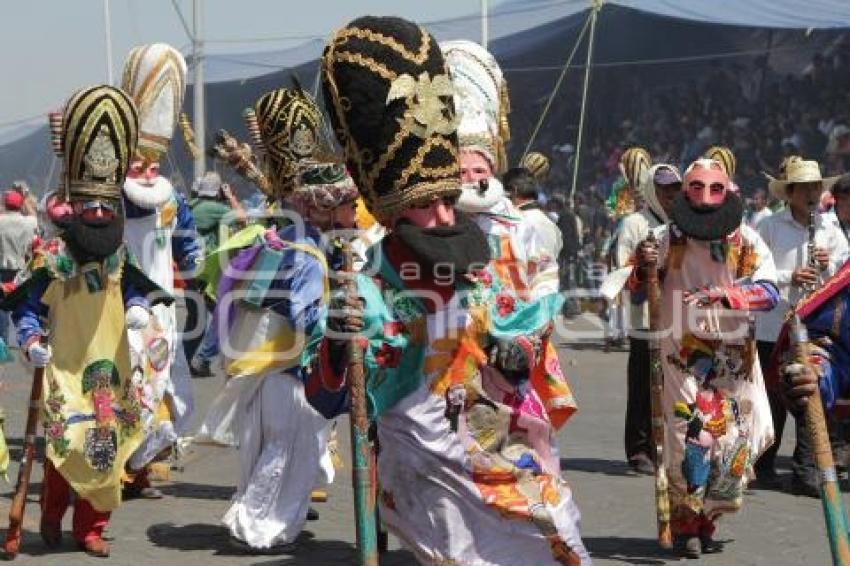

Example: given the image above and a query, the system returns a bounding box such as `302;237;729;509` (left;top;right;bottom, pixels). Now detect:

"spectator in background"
833;174;850;245
826;124;850;174
587;192;612;243
190;172;247;252
747;187;773;229
557;197;583;315
10;181;38;218
186;171;247;377
575;193;592;234
0;189;38;344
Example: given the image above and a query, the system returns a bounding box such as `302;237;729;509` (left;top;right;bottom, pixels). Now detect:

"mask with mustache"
123;175;174;216
63;208;126;262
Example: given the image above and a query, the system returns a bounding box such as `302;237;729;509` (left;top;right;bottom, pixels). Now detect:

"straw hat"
766;156;839;201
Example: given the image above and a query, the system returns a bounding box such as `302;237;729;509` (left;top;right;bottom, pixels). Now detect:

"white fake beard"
123;176;174;210
456;177;505;214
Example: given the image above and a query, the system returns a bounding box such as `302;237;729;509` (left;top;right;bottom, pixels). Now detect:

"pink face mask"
683;159;729;208
127;159;161;187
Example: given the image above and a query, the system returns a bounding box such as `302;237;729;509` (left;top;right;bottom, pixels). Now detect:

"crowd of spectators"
529;39;850;269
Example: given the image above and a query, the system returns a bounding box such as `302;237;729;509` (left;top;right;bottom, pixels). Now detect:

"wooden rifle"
4;333;48;559
644;231;673;548
338;240;378;565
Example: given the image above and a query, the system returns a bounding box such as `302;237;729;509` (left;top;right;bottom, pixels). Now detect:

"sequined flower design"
495;292;516;317
44;414;70;457
375;343;402;369
117;408;140;431
474;269;493;287
387;72;460;139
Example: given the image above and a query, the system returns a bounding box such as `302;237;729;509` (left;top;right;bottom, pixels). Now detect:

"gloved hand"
125;305;151;330
781;362;818;414
326;289;365;337
27;342;52;368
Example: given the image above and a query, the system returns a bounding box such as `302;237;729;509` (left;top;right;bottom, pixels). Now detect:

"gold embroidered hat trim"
321;16;461;221
61;85;139;202
251;87;327;199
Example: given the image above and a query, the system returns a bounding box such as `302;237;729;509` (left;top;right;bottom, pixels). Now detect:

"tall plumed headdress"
322;16;462;221
120;43;187;163
441;40;510;173
209;83;331;201
613;146;650;218
57;85;139;203
249;85;328;198
703;145;736;179
620;146;651;191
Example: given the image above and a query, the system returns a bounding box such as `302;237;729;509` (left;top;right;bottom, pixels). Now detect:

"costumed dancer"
630;158;778;558
6;85;167;557
200;86;345;553
615;157;683;475
315;16;589;564
441;39;558;300
119;43;203;496
603;148;649;349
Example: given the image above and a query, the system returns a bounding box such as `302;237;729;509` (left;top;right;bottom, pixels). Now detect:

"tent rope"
570;0;603;206
505;42;802;72
521;7;593;161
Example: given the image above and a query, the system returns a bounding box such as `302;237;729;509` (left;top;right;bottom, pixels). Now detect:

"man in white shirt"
747;188;772;229
615;164;682;475
754;157;848;494
507;167;563;276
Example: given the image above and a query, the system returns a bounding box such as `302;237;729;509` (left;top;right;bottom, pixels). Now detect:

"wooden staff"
791;315;850;565
644;232;672;548
340;241;378;565
4;334;48;559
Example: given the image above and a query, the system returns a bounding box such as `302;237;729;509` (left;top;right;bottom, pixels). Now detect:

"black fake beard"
670;192;744;241
63;215;125;262
391;212;491;276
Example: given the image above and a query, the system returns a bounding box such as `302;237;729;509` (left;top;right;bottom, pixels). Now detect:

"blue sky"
0;0;493;129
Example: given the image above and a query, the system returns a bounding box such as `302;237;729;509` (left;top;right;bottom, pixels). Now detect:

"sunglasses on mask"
411;195;458;209
76;200;117;213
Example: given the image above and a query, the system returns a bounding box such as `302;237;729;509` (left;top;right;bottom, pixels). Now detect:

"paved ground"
0;311;841;565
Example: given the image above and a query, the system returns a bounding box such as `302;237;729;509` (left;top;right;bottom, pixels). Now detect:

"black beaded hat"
321;16;461;221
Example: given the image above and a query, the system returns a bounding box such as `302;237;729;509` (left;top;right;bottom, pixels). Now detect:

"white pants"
222;373;333;548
